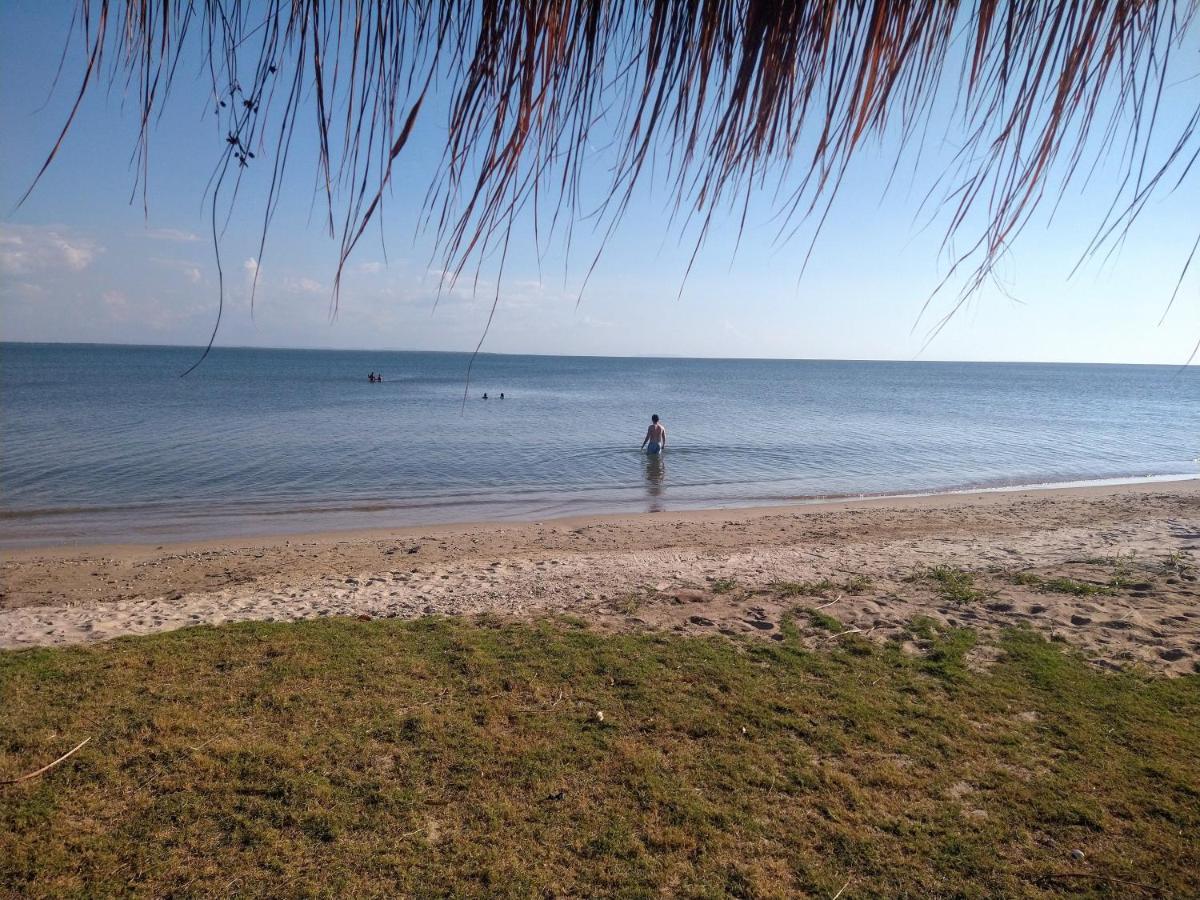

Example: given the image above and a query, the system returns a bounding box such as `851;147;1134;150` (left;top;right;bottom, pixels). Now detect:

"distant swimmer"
641;414;666;455
368;372;376;382
482;392;489;400
499;392;505;399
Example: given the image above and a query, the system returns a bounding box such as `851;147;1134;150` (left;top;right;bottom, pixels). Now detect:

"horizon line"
0;338;1189;368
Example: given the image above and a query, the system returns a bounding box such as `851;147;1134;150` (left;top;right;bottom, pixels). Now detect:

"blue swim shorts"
646;442;662;455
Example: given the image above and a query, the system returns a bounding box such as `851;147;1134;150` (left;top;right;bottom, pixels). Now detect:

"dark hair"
651;414;659;423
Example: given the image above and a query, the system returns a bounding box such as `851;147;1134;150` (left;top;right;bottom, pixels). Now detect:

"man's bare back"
641;414;666;454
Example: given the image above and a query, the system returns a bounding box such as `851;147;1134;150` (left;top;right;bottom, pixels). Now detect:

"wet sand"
2;481;1198;673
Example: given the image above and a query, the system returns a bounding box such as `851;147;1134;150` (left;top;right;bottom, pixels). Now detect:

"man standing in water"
641;414;666;455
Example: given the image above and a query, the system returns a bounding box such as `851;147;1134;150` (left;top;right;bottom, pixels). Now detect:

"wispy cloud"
0;224;101;274
139;227;201;242
101;289;130;319
5;281;48;300
282;275;324;294
151;256;203;284
721;319;749;343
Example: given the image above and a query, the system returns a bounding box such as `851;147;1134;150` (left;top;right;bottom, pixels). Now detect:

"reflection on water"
643;451;666;511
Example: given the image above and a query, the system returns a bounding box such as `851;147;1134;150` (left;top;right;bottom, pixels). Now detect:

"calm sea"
1;342;1196;546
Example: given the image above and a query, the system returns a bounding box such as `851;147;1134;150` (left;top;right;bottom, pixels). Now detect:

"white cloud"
150;256;204;284
580;313;614;328
282;275;324;294
6;281;47;299
102;289;130;319
0;224;101;274
140;227;201;242
721;319;750;344
242;257;260;288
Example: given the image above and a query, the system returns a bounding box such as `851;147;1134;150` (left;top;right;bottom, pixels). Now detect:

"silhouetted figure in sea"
482;392;489;400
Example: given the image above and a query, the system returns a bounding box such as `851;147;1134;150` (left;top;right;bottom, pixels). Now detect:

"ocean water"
1;342;1197;546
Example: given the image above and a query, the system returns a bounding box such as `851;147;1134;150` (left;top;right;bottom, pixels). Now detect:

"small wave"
0;503;153;520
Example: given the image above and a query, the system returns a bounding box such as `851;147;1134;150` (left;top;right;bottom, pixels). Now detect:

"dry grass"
2;618;1198;897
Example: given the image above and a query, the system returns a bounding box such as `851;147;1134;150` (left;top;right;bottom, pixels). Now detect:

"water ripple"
2;344;1197;544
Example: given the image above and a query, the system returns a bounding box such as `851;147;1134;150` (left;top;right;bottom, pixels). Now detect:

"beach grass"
771;578;837;597
2;619;1198;897
770;575;872;598
803;609;844;632
912;565;994;604
842;574;873;595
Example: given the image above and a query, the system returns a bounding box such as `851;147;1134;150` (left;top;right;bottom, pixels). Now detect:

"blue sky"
2;3;1197;363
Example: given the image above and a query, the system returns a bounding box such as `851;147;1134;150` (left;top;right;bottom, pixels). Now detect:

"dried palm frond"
23;1;1200;364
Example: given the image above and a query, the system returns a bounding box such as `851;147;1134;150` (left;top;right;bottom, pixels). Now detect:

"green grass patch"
912;566;992;604
805;610;843;632
710;578;738;594
1041;577;1112;597
2;619;1198;897
772;578;837;597
1109;551;1139;589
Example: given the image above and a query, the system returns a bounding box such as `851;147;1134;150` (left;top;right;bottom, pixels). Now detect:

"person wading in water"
641;414;666;455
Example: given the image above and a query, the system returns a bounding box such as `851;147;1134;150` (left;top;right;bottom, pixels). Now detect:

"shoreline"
2;480;1198;674
3;472;1197;556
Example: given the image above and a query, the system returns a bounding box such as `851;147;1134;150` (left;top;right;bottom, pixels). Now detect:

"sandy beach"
2;481;1198;673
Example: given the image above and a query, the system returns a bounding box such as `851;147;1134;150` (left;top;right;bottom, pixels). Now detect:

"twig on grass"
831;876;852;899
1;737;91;785
813;595;843;611
830;627;862;638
